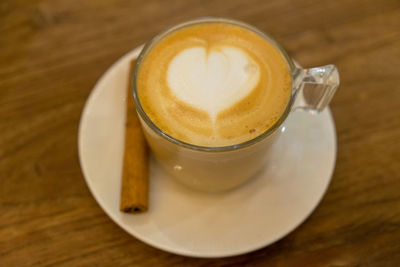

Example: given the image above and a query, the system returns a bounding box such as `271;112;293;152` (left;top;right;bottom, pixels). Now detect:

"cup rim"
132;17;297;152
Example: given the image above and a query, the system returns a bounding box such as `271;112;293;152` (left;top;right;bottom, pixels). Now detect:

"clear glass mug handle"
292;64;340;113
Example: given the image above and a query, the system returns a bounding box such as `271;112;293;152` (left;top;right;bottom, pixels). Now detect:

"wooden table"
1;0;400;265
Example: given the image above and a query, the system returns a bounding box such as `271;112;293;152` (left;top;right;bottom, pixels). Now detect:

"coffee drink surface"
137;23;291;147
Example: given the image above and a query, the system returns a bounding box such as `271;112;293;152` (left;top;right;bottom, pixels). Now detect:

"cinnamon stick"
120;59;149;213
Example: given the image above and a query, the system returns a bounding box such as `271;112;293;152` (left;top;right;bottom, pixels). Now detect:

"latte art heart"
167;46;260;120
136;23;291;146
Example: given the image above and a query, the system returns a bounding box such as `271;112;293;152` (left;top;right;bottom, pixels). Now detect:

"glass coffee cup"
132;17;339;192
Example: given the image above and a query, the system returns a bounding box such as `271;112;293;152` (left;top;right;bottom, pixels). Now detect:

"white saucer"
78;47;337;258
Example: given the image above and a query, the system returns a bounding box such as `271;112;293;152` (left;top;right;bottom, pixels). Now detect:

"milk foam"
136;23;291;147
167;46;260;120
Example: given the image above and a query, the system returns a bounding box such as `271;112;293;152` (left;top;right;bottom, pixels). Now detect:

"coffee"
136;23;291;147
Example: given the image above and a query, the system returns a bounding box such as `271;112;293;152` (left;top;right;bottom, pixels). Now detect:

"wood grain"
1;0;400;266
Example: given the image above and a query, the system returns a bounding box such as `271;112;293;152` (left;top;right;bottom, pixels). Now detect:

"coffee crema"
136;23;292;147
